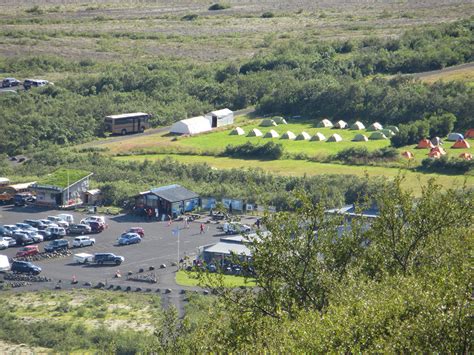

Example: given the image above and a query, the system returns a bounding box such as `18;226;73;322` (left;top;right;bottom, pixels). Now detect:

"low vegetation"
223;141;284;160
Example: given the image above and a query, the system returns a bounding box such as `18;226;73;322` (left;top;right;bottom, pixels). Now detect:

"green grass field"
176;270;256;288
115;153;473;192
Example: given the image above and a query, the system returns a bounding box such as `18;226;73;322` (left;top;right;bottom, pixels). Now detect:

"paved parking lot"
0;205;254;288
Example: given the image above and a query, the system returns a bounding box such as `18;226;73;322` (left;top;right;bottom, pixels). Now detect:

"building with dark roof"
134;184;199;218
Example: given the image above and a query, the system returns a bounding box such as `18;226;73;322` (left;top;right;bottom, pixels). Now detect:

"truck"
73;253;124;265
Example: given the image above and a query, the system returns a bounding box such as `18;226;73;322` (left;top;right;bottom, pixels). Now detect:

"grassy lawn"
176;270;256;288
37;168;91;188
115;153;473;193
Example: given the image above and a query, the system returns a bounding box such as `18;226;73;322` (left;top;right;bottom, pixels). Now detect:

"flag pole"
177;227;180;270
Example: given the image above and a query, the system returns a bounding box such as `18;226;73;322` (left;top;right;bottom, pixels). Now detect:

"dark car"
88;221;106;233
24;219;48;230
2;78;21;87
37;229;54;241
93;253;124;265
44;239;69;253
12;232;34;246
14;193;35;206
11;261;41;275
68;224;92;235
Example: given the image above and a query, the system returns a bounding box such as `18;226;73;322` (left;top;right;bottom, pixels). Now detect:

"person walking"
200;223;205;234
167;214;172;226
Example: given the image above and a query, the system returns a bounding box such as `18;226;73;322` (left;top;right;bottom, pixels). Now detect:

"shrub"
181;14;199;21
208;3;230;11
223;141;284;160
334;147;399;164
420;156;473;173
261;12;275;18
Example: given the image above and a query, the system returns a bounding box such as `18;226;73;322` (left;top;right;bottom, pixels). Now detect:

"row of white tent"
317;119;396;132
230;128;390;141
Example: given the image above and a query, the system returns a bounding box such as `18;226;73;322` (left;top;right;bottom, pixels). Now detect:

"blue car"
117;232;141;246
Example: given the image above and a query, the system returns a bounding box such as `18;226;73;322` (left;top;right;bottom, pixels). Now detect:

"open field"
176;270;256;288
0;0;472;66
91;116;474;163
114;153;473;192
413;62;474;85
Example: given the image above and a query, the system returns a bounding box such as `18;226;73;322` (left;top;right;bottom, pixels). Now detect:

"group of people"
143;207;159;221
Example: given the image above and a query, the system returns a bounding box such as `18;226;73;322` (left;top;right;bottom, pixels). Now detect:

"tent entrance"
211;115;217;128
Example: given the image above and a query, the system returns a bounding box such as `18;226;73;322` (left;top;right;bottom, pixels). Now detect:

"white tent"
205;108;234;128
367;122;383;131
317;119;333;128
264;129;280;138
229;127;245;136
447;132;464;141
281;131;296;140
334;120;348;129
310;132;326;141
351;121;365;130
352;134;368;142
273;116;288;124
247;128;263;137
260;119;277;127
295;131;311;140
170;116;212;135
327;133;343;142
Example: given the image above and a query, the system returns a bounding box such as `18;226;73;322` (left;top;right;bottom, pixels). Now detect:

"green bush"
261;12;275;18
420;156;473;173
208;3;230;11
223;141;284;160
181;14;199;21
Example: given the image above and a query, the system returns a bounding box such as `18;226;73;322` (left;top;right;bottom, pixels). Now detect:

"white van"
0;255;11;272
57;214;74;224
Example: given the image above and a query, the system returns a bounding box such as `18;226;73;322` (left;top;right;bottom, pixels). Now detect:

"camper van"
0;255;11;272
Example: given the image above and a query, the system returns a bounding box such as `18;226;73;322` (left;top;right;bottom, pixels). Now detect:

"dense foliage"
0;19;472;155
334;146;398;164
420;155;474;173
223;141;284;160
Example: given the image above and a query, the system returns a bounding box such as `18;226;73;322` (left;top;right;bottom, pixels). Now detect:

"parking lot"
0;205;254;290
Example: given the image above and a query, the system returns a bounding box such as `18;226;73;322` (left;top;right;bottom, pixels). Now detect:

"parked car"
80;216;106;225
0;238;8;250
93;253;124;265
14;193;35;206
72;236;95;248
0;255;10;272
2;77;21;87
38;219;59;229
45;226;66;239
117;233;141;246
44;239;69;253
46;216;69;228
16;245;40;258
57;214;74;224
223;222;252;235
23;219;48;230
2;225;21;236
88;221;106;233
0;236;16;247
15;223;38;233
12;232;34;246
23;79;49;90
23;230;43;243
37;229;54;241
68;224;92;235
126;227;145;238
11;260;41;275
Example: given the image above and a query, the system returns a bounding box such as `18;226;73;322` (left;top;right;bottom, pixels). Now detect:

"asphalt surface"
0;205;258;313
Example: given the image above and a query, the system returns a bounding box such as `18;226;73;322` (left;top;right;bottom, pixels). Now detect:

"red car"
126;227;144;238
16;245;40;258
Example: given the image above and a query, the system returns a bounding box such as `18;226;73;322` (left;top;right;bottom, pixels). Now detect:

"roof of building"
105;112;149;119
149;184;199;203
204;241;252;257
209;108;233;117
34;169;92;189
326;204;379;219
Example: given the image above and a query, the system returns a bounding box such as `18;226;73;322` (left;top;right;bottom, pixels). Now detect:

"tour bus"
0;182;35;205
104;112;151;135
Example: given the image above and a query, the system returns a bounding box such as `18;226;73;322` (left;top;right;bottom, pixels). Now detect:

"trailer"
73;253;93;264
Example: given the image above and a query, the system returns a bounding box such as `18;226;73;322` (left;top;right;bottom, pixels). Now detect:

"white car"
38;219;59;228
46;216;69;228
0;236;16;247
80;216;106;225
45;226;66;237
57;214;74;224
0;238;9;250
72;236;95;248
2;225;21;236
